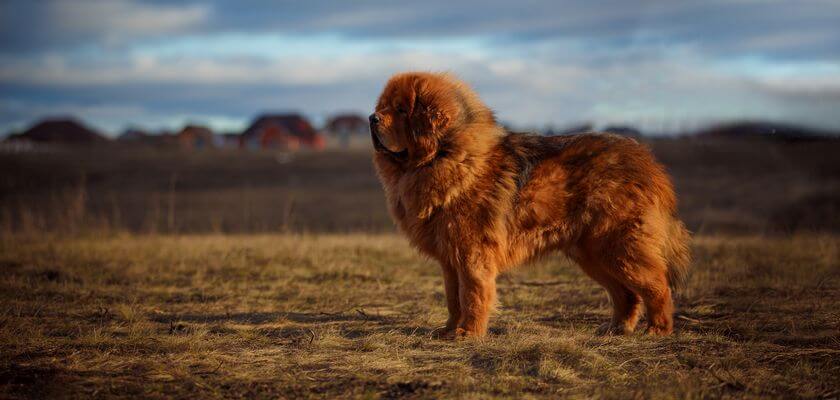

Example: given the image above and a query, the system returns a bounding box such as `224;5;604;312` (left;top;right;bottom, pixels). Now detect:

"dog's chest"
418;201;500;259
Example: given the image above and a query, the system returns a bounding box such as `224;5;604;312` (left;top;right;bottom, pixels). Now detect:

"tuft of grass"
1;233;838;398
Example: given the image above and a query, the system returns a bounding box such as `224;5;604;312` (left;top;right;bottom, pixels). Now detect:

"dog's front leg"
434;263;461;338
455;263;497;338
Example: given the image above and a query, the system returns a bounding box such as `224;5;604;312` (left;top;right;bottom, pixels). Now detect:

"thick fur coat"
371;72;690;338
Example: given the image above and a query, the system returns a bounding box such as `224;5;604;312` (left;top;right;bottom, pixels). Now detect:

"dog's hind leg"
577;255;643;335
629;270;673;336
607;244;674;336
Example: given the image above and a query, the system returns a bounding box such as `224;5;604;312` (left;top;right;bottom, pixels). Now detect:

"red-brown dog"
371;72;690;338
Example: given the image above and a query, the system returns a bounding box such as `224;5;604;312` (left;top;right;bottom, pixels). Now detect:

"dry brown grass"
1;233;838;399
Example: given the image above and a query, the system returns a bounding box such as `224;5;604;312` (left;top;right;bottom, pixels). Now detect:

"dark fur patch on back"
501;133;556;192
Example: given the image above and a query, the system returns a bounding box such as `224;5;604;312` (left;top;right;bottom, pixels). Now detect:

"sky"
1;0;839;136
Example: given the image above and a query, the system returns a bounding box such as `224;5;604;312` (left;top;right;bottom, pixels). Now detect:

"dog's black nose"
369;113;380;125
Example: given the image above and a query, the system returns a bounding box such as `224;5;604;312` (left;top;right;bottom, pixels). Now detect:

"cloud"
4;1;840;61
0;0;209;52
50;0;209;43
3;36;838;134
202;0;840;61
0;31;500;88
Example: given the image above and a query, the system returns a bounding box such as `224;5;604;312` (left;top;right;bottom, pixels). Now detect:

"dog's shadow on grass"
339;325;438;339
149;310;455;342
151;310;397;325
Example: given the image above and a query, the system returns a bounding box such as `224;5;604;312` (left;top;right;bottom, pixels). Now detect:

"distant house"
242;114;325;151
155;132;179;147
257;124;301;150
6;117;108;145
176;125;216;150
117;128;152;142
324;114;368;148
117;128;182;148
218;133;242;149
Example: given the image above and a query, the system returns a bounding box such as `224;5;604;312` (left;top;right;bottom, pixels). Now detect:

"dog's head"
370;72;493;167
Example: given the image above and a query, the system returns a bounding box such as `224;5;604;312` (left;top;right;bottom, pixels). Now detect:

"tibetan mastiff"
370;72;690;338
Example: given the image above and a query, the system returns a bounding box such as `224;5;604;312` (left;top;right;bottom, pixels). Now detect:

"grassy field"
1;137;838;398
1;233;838;399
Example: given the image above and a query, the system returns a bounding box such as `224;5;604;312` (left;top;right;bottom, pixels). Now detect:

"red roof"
243;114;318;141
326;114;368;132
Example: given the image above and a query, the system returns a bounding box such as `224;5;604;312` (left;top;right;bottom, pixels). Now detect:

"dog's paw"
644;324;673;336
431;326;456;340
432;327;484;340
454;328;470;339
453;327;486;340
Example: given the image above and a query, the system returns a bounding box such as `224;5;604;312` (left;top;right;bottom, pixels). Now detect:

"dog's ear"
413;107;449;137
428;107;451;135
411;80;450;137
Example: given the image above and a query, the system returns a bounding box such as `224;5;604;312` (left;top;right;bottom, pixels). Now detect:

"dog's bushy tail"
664;217;692;291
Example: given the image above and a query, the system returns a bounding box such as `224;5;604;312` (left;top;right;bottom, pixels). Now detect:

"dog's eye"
396;107;407;115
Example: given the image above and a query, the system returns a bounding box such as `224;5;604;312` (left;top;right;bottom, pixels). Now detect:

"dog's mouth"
371;129;408;161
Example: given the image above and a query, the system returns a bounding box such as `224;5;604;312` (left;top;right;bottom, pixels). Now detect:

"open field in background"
1;136;839;235
1;234;838;398
0;147;390;234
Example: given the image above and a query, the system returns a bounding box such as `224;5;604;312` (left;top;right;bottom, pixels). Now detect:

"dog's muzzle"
370;127;408;161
